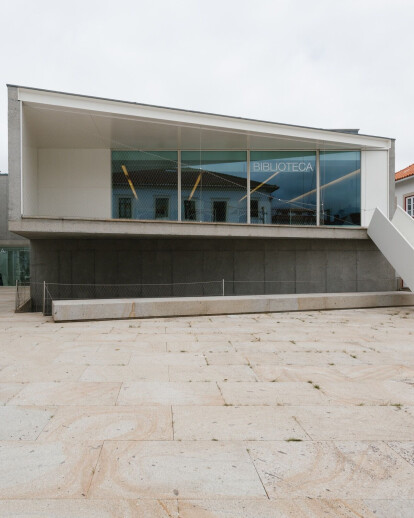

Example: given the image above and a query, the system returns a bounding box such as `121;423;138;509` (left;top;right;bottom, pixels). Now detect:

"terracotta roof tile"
395;163;414;181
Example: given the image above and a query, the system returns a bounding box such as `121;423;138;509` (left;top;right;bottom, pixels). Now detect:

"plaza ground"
0;287;413;517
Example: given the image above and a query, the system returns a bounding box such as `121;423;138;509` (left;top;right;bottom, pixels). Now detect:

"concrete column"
388;140;396;218
7;86;22;221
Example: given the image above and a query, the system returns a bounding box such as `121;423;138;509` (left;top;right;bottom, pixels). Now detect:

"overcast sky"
0;0;413;173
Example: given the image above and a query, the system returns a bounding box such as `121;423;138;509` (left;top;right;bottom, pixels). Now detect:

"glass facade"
111;149;361;226
320;151;361;226
181;151;247;223
250;151;317;225
112;151;178;220
0;247;30;286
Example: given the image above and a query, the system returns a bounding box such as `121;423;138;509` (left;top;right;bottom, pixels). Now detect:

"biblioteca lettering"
253;161;314;173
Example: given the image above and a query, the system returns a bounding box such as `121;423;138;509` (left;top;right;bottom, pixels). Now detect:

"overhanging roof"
10;84;393;152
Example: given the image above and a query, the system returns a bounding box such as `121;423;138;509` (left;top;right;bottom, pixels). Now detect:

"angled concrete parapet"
368;207;414;291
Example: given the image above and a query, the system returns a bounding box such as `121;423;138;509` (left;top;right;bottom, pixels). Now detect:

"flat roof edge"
7;84;394;141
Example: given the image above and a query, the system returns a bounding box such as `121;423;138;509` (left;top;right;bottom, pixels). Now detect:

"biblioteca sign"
253;161;314;173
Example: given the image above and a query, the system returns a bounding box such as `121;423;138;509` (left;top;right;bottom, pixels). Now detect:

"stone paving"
0;286;414;517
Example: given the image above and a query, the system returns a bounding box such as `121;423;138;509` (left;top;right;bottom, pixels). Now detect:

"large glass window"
0;247;30;286
181;151;247;223
111;149;362;227
112;151;178;221
320;151;361;226
250;152;317;225
155;198;169;219
406;195;414;217
118;197;132;219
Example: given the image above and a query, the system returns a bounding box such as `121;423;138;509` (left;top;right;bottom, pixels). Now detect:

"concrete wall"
0;175;28;245
29;236;396;309
395;177;414;211
8;86;21;221
21;102;112;218
36;149;111;218
362;149;390;226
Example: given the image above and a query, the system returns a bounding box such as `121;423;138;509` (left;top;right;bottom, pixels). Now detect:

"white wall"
361;150;389;226
395;177;414;211
37;149;111;218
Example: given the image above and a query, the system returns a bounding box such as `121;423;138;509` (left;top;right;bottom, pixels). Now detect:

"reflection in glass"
112;151;178;220
0;248;30;286
320;151;361;226
110;149;362;227
181;151;247;223
250;152;317;225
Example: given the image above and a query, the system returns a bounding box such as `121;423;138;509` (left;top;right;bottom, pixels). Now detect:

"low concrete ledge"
52;291;414;322
10;216;369;240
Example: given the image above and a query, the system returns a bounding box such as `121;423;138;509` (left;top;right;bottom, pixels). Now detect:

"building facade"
395;164;414;217
7;85;397;306
0;174;29;286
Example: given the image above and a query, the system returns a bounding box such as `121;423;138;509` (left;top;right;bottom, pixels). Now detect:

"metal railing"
16;277;398;316
38;277;398;316
15;281;31;312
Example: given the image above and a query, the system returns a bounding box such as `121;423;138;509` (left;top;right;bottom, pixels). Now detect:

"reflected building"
111;150;361;227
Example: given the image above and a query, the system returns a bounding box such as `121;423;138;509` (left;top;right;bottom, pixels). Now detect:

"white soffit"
18;86;391;150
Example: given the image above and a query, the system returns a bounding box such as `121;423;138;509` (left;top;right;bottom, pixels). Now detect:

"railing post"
42;281;46;315
222;279;225;296
247;150;251;224
15;280;18;312
316;149;320;226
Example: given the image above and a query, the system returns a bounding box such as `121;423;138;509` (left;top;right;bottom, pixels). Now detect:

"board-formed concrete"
52;291;414;322
29;236;397;311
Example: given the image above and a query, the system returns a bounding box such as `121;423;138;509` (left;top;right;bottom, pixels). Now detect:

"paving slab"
8;382;121;406
320;381;414;406
204;352;248;365
218;382;329;406
293;406;414;440
169;365;257;382
335;364;411;382
0;441;102;498
38;406;173;441
252;364;346;383
173;406;309;441
98;341;167;354
117;382;224;406
248;441;414;499
167;341;233;353
0;383;24;404
386;442;414;467
80;364;169;382
88;441;266;499
129;352;207;368
0;406;55;440
177;498;388;517
0;499;179;518
0;363;86;382
53;349;132;366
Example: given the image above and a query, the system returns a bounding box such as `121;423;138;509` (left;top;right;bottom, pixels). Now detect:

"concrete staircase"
368;206;414;292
